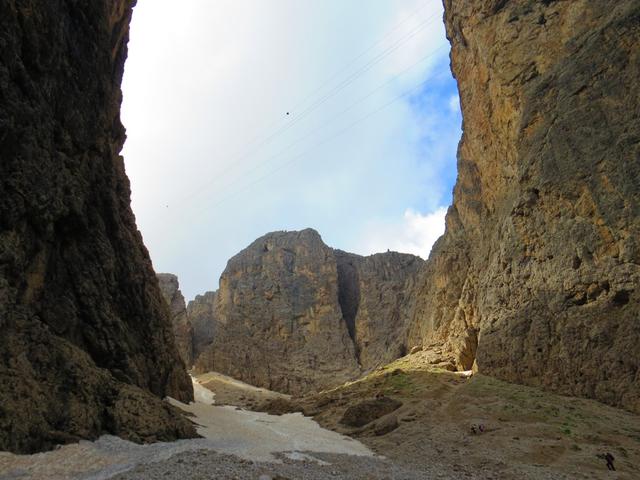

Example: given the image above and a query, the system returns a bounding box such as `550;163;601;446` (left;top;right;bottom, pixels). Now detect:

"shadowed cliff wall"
0;0;195;453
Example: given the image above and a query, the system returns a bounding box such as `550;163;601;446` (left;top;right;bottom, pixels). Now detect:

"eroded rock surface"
409;0;640;413
194;229;423;395
187;291;217;363
195;229;360;394
0;0;194;453
335;251;423;371
157;274;194;367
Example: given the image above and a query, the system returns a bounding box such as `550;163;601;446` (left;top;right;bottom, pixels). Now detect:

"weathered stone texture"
335;251;423;371
0;0;194;453
187;290;217;362
157;273;194;366
409;0;640;413
195;229;360;395
194;229;423;395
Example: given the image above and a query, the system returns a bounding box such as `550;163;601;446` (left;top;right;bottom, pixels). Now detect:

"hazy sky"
121;0;461;301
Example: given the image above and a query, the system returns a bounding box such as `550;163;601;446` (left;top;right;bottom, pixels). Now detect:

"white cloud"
448;94;460;114
358;207;447;259
121;0;458;300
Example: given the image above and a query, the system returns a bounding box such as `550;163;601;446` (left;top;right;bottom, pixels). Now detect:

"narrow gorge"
0;1;638;477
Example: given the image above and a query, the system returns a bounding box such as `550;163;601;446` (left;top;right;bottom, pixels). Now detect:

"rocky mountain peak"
191;229;424;394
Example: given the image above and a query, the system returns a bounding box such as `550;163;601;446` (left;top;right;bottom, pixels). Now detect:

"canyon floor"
198;353;640;479
2;359;639;479
267;353;640;479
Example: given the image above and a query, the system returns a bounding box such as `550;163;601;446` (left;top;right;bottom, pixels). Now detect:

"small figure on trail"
604;452;615;471
470;424;477;434
479;424;485;433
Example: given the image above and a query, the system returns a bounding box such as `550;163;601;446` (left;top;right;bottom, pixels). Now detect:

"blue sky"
121;0;461;301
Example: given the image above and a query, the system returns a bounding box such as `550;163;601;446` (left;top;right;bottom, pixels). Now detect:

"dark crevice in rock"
334;250;361;361
612;289;631;306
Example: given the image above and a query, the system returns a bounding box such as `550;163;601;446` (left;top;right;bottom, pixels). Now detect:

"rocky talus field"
0;0;194;453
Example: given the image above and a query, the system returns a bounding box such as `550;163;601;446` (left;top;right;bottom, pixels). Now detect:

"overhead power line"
177;74;444;223
236;1;437;151
160;44;449;217
173;25;445;209
221;15;440;171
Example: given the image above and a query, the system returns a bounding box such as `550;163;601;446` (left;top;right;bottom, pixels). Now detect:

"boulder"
340;397;403;428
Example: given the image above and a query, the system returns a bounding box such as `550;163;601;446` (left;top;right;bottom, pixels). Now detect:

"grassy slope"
289;352;640;479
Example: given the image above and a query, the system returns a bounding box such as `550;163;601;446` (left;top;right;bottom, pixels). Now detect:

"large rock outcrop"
194;229;423;395
157;274;194;367
334;250;423;371
187;291;217;363
409;0;640;413
0;1;195;453
156;274;217;368
196;229;360;394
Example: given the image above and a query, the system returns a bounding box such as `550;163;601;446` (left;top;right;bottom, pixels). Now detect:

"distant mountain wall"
157;274;194;367
156;274;217;368
187;229;423;395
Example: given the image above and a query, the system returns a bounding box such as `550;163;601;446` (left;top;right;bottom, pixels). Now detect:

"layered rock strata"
0;1;194;453
194;229;423;395
409;0;640;413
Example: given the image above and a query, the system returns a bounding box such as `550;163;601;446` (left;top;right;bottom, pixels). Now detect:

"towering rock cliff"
156;274;217;368
197;229;360;394
0;1;195;453
409;0;640;413
334;250;423;371
194;229;423;395
157;274;194;367
187;291;217;363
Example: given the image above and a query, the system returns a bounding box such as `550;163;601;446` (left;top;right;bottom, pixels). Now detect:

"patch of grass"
381;370;417;396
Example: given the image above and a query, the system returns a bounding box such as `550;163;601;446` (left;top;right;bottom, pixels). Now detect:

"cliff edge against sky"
0;1;194;453
409;0;639;413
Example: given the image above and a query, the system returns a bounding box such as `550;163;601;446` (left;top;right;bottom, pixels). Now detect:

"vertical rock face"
335;251;423;371
187;291;217;363
410;0;640;413
197;229;360;394
157;274;194;367
155;273;217;368
0;1;194;453
194;229;423;395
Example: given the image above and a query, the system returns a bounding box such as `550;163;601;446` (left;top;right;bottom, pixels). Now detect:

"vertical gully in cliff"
335;252;361;364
